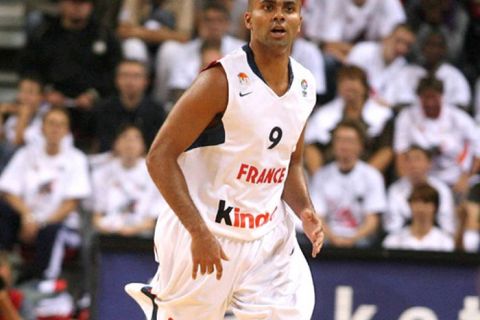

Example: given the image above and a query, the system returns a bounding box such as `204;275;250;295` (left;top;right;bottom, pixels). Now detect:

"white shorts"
126;206;315;320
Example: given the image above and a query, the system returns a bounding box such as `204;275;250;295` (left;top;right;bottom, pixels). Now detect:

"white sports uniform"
127;45;317;320
92;158;164;233
383;226;454;252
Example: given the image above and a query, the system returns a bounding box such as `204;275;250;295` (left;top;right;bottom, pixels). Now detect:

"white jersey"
0;142;91;229
310;161;387;237
92;158;164;232
169;46;316;241
385;176;456;234
383;226;454;252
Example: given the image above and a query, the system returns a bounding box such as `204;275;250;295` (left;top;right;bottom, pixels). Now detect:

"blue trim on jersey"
140;286;158;320
242;44;294;90
186;117;225;151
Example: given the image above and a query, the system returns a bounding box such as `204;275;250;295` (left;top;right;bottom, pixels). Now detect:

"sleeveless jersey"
176;45;316;241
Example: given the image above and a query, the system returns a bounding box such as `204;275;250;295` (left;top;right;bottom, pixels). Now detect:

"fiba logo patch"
301;79;308;97
238;72;250;86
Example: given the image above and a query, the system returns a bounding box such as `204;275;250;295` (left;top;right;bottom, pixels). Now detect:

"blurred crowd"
0;0;479;318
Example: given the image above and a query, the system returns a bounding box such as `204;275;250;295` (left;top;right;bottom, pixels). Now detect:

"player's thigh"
231;241;315;320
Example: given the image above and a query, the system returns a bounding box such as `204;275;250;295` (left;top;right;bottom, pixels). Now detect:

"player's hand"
190;230;229;280
300;208;324;258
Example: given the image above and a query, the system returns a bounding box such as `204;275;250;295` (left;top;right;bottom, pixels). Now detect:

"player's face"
245;0;302;48
419;89;442;118
114;127;145;162
17;79;43;108
405;149;431;181
410;200;436;224
42;111;70;145
333;127;362;164
116;62;149;99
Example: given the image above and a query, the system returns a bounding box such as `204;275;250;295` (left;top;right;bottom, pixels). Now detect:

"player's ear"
244;11;252;30
297;15;302;34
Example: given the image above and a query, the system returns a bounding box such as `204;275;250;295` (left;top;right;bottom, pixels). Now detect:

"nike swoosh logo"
239;91;253;97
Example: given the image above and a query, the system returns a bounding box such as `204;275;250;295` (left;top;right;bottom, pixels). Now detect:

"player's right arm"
146;64;229;280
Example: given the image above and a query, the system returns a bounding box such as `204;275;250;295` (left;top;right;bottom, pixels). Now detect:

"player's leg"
231;214;315;320
126;210;235;320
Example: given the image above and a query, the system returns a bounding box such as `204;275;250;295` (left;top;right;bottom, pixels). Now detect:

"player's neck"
249;42;291;96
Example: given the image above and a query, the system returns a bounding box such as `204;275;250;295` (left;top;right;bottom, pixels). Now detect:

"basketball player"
126;0;324;319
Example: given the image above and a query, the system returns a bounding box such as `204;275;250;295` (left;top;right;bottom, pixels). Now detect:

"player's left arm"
282;129;324;257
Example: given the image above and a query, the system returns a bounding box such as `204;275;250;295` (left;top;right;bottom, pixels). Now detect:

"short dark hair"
391;23;415;36
332;118;367;146
408;183;440;213
416;76;444;95
115;59;149;76
114;123;145;143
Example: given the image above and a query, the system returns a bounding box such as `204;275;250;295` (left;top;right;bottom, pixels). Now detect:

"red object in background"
37;316;72;320
470;0;480;18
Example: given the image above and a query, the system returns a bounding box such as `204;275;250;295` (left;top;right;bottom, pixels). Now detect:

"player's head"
332;119;366;170
115;59;149;100
405;146;433;183
42;107;71;146
113;124;146;164
408;183;439;224
417;76;444;119
245;0;302;49
337;65;370;104
383;24;415;63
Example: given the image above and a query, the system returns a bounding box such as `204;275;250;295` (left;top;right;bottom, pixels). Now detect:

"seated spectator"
0;76;50;172
92;125;163;237
394;77;480;197
310;119;387;248
303;0;406;63
0;251;35;320
154;1;244;106
19;0;122;150
1;76;50;147
383;183;455;251
406;0;469;64
117;0;190;63
347;24;416;106
0;108;91;280
305;65;393;176
462;182;480;252
385;146;456;235
388;29;472;109
95;59;166;153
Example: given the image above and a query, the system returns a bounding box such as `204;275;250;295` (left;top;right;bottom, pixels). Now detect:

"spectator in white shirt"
0;107;91;279
383;183;455;252
303;0;406;63
386;29;471;109
347;24;416;106
153;1;244;107
92;124;163;237
305;65;393;176
385;145;456;235
394;77;480;198
310;119;387;248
